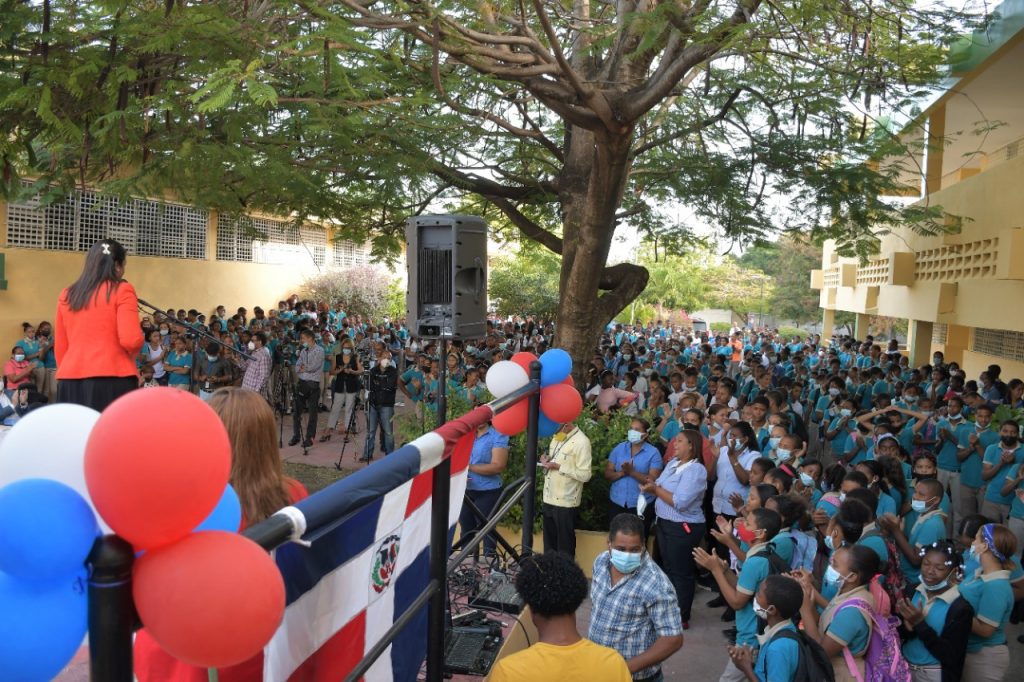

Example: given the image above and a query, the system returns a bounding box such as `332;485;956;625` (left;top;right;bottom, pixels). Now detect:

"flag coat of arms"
264;406;491;681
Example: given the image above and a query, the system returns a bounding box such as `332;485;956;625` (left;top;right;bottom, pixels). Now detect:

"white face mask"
379;359;391;368
247;341;256;351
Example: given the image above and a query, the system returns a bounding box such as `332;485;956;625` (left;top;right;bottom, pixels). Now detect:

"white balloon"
0;404;110;532
485;360;530;399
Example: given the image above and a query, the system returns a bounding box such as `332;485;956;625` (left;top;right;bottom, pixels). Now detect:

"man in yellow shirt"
489;552;632;682
540;422;593;558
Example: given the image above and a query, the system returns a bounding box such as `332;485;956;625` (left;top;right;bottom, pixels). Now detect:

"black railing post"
426;336;450;682
87;535;136;682
522;360;542;552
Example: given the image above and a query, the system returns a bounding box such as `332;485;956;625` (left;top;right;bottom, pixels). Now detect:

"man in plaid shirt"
588;514;684;682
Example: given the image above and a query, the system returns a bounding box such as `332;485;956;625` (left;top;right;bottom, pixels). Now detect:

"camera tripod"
332;393;364;470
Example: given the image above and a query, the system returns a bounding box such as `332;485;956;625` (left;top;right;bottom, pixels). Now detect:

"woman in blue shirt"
896;540;973;682
604;418;662;534
641;428;707;626
458;421;509;558
164;336;193;390
959;523;1016;682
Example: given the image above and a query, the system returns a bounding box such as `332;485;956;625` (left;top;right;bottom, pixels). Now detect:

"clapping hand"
896;598;925;628
693;547;728;573
621;461;634;475
728;491;745;511
639;478;657;495
727;645;754;673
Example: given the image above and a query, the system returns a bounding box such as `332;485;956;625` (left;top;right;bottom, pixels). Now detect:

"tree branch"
487;196;564;254
630;87;742;159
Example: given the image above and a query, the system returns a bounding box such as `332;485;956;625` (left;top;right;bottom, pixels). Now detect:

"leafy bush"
992;404;1024;432
710;321;732;334
301;266;397;319
776;325;810;339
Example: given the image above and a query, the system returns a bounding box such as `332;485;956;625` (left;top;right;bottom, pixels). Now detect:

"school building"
0;181;391;345
813;0;1024;378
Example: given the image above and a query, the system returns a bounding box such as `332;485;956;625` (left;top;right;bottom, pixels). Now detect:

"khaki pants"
960;485;983;524
962;645;1008;682
910;664;942;682
1008;517;1024;558
831;653;865;682
937;469;961;535
980;500;1010;525
718;659;752;682
41;367;57;403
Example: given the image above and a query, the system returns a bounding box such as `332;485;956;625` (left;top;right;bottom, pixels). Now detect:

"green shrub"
776;325;809;339
710;322;732;334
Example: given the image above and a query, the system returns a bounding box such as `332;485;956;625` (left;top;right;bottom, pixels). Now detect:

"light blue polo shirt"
824;592;872;655
755;622;800;682
983;445;1024;505
900;510;946;585
735;547;771;647
902;585;960;666
960;569;1014;651
959;426;1000;488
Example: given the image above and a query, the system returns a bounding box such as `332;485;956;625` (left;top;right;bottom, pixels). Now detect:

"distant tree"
741;235;821;324
489;245;561;320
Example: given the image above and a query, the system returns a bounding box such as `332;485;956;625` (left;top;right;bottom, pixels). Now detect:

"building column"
822;308;835;341
943;324;971;366
854;313;870;340
908;319;934;367
925;104;946;195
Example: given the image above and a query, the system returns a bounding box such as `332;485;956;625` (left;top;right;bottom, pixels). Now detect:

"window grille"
4;182;207;260
931;323;948;344
331;239;373;268
217;214;325;267
972;328;1024;363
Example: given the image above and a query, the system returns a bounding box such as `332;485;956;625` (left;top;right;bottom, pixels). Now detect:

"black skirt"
57;376;138;412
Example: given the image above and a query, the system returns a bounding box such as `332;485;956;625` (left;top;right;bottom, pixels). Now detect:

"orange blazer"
55;280;145;379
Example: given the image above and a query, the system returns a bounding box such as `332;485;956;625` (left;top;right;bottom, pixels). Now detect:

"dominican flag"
263;405;493;681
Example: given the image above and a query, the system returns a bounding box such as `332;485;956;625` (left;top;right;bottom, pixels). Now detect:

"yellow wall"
960;349;1024;383
0;246;317;351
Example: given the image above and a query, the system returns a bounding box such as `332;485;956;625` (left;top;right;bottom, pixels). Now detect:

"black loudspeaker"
406;215;487;339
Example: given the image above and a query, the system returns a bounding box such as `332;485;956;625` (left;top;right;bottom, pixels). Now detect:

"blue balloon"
0;479;98;582
539;348;572;387
0;570;88;681
537;413;560;438
195;484;242;533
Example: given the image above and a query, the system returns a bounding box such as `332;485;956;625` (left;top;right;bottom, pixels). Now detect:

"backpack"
772;628;835;682
838;598;911;682
752;544;790;577
789;529;817;572
857;528;906;608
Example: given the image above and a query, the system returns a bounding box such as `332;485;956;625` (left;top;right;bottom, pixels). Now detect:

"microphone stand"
137;300;254;392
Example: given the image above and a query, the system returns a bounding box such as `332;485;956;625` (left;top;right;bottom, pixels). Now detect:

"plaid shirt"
588;551;683;680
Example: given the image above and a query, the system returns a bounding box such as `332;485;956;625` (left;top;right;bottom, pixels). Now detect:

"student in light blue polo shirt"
458;421;509;557
959;523;1016;682
980;421;1024;523
897;541;973;682
726;576;804;682
878;479;947;588
958;405;998;519
605;418;662;533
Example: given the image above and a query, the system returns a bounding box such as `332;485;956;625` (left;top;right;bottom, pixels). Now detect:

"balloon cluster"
0;389;285;678
484;348;583;436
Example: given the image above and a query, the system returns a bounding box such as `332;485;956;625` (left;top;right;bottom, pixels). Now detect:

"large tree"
0;0;974;370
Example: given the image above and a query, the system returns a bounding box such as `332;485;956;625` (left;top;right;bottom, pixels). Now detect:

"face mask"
768;437;782;450
976;422;988;432
839;492;847;503
799;472;815;487
38;330;49;338
627;429;644;444
552;431;568;442
207;354;217;362
609;549;643;574
828;388;841;397
622;353;632;360
160;329;169;336
379;359;391;368
924;575;951;592
915;473;937;481
752;598;771;620
13;354;25;362
636;494;648;517
736;523;757;544
824;534;837;552
823;564;846;588
949;412;963;421
776;448;792;462
1002;435;1018;447
840;408;853;417
247;341;256;351
910;499;928;513
342;348;351;355
904;395;918;404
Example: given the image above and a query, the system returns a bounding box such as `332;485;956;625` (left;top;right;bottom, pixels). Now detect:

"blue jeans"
363;404;395;460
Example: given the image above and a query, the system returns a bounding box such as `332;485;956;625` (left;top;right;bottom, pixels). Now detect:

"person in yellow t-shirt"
489;552;632;682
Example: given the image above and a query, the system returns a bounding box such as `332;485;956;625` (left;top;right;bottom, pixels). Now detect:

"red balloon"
540;384;583;424
134;531;285;668
493;400;528;436
85;387;231;550
560;376;575;386
510;352;538;375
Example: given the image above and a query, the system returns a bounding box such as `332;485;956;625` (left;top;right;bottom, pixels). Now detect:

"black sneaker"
720;607;735;622
302;439;313;449
288;436;301;446
722;627;737;641
707;594;727;608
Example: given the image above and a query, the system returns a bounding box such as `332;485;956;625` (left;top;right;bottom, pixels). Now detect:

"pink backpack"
838;597;911;682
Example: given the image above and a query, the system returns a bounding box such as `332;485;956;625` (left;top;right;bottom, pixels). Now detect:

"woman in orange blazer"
55;239;145;411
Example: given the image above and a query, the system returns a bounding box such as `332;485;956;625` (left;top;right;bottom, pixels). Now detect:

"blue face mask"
799;472;815;487
610;549;643;574
910;499;928;513
768;437;782;450
963;548;980;577
924;576;952;592
824;535;837;552
626;429;644;444
776;448;792;462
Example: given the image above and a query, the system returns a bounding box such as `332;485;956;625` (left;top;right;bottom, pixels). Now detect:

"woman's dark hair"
823;463;847;492
835;499;871;543
919;539;962;569
845;487;878;520
766;467;793;492
771;493;807;529
846;544;881;586
749;507;783;540
674;429;704;462
751;484;778;509
66;239;127;311
21;321;32;331
857;460;891;496
959;514;992;541
763;575;804;620
876;455;908;498
731;421;758;450
514;552;589;618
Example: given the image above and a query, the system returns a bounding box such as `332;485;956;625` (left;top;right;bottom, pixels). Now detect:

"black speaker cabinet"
406;215;487;339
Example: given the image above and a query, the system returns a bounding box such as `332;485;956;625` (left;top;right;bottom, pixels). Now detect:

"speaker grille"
419;247;453;304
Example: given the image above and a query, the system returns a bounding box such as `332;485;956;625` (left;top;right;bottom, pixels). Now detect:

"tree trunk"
553;125;649;387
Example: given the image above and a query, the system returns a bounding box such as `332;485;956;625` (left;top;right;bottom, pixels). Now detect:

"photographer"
290;329;324;448
363;350;398;462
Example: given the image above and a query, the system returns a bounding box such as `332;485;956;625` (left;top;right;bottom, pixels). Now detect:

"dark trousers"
655;519;705;622
542;503;578;558
459;487;503;557
292;379;320;441
608;500;655;540
57;376;137;413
